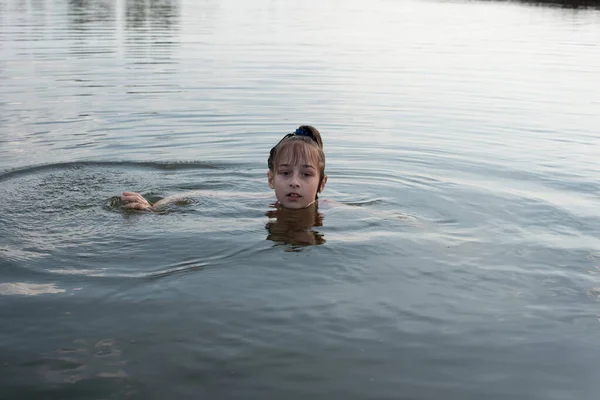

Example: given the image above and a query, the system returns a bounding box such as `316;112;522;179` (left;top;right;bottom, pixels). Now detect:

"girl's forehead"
277;156;316;166
276;155;318;169
278;162;316;169
275;142;321;168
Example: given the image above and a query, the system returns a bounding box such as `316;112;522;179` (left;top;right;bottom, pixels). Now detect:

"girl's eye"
279;171;289;176
303;173;313;177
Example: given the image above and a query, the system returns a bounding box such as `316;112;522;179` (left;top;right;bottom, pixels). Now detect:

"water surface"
1;0;600;399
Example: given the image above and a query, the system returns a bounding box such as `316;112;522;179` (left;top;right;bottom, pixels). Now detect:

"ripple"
39;338;128;385
0;161;285;279
0;160;226;181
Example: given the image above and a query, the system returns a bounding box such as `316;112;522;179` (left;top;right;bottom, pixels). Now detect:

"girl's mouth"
287;193;301;198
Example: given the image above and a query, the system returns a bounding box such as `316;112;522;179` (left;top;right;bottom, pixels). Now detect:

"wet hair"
268;125;326;187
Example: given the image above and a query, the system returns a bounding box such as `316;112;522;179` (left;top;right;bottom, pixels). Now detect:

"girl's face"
268;162;326;209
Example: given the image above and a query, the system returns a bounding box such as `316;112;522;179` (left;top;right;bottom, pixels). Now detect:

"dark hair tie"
294;127;317;143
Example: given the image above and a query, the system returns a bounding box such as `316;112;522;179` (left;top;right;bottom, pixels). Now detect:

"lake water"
1;0;600;398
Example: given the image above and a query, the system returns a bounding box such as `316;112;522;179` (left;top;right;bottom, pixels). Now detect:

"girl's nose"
290;174;300;187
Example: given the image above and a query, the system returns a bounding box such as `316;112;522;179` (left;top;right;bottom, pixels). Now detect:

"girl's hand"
121;192;153;211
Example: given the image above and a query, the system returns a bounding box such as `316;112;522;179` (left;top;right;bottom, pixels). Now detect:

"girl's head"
267;125;327;209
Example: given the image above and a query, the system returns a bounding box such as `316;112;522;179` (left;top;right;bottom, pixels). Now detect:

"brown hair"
268;125;326;184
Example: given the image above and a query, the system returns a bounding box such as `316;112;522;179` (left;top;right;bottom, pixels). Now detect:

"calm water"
1;0;600;398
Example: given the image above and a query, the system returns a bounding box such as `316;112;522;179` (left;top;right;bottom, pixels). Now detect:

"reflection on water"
68;0;114;29
10;0;182;62
0;282;65;296
126;0;180;28
265;203;326;248
67;0;116;58
125;0;180;64
503;0;600;9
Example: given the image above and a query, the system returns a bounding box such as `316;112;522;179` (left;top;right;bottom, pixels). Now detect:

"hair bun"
297;125;323;149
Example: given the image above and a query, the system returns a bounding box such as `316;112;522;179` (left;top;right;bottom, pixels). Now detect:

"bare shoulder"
318;198;421;225
317;198;340;209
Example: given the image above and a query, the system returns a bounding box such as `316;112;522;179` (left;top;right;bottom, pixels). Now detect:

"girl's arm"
121;192;179;211
121;190;271;211
121;192;154;211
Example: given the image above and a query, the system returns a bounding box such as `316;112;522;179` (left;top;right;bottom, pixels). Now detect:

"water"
1;0;600;398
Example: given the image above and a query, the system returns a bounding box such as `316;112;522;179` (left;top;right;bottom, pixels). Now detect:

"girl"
121;125;328;211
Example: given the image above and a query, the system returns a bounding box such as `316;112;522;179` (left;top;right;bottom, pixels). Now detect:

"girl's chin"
280;201;306;209
277;198;316;210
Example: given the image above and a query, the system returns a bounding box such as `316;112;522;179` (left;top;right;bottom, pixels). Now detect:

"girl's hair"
268;125;326;184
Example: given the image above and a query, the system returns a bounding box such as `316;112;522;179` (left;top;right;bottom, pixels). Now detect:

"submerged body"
120;126;330;245
121;189;329;247
122;125;328;212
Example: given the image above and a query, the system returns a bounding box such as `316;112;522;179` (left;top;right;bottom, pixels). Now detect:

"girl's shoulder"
318;198;340;209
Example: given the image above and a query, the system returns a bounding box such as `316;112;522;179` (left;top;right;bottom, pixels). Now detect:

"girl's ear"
318;175;328;193
267;170;274;189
